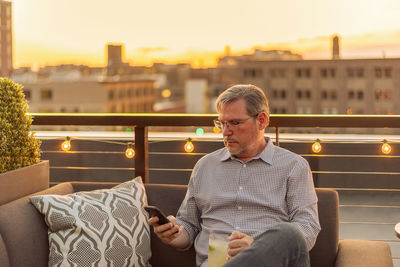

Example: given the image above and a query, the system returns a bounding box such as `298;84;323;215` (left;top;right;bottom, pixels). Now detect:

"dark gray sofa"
0;182;393;267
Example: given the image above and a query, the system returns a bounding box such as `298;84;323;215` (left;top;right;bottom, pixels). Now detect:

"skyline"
13;0;400;68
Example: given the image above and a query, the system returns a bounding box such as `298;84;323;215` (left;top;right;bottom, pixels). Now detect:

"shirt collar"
219;137;275;165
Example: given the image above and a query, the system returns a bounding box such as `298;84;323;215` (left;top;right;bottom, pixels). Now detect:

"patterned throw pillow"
30;177;151;267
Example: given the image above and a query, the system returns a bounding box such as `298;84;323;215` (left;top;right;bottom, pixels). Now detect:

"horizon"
13;0;400;68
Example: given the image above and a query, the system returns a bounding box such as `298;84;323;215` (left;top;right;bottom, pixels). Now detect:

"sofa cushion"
0;182;75;267
0;234;10;267
30;177;151;267
309;188;339;267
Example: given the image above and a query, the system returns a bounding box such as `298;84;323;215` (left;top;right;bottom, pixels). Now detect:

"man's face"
218;99;263;159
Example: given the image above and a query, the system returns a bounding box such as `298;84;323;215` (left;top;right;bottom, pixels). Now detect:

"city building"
12;65;106;113
215;37;400;116
102;76;156;113
0;0;12;77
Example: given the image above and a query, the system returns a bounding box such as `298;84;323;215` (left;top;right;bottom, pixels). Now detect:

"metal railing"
31;113;400;183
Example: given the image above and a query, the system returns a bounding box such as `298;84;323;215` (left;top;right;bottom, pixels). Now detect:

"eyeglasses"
213;115;257;131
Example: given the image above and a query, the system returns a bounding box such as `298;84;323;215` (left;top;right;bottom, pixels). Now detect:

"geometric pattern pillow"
30;176;151;267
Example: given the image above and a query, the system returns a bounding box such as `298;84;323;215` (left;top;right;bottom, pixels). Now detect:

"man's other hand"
227;231;254;258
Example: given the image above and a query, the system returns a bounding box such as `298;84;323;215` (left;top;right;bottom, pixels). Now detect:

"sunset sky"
13;0;400;68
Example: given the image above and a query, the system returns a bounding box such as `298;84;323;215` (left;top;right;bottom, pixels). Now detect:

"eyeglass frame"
213;113;259;131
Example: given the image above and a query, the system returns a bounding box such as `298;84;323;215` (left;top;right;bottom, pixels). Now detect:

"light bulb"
61;137;71;152
312;140;322;153
213;126;221;133
184;139;194;153
125;143;135;158
381;140;391;155
196;128;204;136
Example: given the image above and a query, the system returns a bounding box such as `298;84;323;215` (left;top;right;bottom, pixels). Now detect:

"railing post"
275;126;280;147
135;126;149;183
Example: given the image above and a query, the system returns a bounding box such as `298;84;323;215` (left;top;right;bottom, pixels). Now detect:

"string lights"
381;140;392;155
125;142;135;158
311;139;322;153
184;138;194;153
61;136;71;151
56;133;396;158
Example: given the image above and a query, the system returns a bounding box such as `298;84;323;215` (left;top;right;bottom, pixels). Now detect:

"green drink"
208;233;228;267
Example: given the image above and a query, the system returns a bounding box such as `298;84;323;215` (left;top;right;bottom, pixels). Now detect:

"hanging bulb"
125;143;135;158
61;137;71;152
381;140;391;155
213;126;221;133
312;139;322;153
196;128;204;136
184;138;194;153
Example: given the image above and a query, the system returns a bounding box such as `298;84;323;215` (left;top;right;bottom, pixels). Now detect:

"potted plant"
0;78;49;205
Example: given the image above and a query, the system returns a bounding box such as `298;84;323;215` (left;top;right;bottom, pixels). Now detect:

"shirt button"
238;206;242;210
243;164;247;168
239;186;243;190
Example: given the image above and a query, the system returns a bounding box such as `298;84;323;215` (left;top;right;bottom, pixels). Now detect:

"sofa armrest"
335;239;393;267
0;234;10;267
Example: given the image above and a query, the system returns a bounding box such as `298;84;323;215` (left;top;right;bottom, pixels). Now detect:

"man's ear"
257;112;269;129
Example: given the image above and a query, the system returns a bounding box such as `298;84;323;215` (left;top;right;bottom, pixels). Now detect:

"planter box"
0;161;49;205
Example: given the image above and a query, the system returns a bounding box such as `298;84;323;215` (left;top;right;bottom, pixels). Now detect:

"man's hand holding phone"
146;205;190;249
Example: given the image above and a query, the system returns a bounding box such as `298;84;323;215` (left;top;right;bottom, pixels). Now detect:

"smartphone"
144;205;171;225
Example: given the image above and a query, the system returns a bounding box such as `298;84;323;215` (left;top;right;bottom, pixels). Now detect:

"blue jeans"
223;223;310;267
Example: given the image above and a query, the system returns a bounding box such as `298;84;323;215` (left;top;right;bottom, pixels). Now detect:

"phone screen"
144;205;171;225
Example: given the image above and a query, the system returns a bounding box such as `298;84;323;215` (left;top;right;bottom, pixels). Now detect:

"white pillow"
30;177;151;267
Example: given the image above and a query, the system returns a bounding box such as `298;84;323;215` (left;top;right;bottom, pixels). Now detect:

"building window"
385;90;392;100
305;68;311;78
244;68;263;78
40;89;53;101
356;68;364;77
347;68;354;77
272;89;278;98
348;90;355;100
321;90;328;100
331;91;337;100
320;68;335;78
108;90;114;100
296;68;311;78
281;90;286;99
385;68;392;78
118;88;124;99
24;89;31;101
296;90;302;99
305;90;311;99
375;89;383;100
375;68;382;78
321;69;327;78
271;89;286;99
270;69;286;78
357;91;364;100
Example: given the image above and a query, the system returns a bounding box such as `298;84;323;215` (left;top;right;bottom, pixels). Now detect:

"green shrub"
0;78;41;173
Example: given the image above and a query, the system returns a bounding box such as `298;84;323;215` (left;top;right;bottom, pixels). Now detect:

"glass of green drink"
208;232;229;267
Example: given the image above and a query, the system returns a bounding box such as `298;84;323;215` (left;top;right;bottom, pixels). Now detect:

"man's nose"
222;124;232;136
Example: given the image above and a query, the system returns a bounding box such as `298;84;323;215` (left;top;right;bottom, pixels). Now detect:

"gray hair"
216;84;270;119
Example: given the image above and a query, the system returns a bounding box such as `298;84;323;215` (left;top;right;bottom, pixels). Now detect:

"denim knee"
257;222;307;250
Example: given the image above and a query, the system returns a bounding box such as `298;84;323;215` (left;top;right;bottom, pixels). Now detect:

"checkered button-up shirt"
176;138;321;267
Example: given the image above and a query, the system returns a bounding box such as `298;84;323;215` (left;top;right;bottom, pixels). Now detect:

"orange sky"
13;0;400;68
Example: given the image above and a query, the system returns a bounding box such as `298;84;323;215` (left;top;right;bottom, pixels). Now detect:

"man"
149;84;320;267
